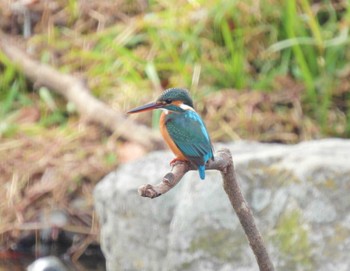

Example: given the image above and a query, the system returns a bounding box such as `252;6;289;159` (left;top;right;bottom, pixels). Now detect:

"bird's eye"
165;99;172;104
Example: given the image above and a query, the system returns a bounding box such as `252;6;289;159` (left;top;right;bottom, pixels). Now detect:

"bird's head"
127;88;194;114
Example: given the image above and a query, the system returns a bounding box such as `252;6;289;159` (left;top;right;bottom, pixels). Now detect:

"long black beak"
127;102;162;114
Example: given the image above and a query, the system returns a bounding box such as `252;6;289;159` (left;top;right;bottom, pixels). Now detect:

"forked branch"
138;148;275;271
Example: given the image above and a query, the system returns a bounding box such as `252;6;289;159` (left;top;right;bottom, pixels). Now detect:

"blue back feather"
165;110;214;180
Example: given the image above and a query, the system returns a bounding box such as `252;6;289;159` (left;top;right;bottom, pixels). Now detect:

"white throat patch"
179;103;195;111
161;108;169;114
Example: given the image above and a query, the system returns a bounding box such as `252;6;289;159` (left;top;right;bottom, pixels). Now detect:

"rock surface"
94;139;350;271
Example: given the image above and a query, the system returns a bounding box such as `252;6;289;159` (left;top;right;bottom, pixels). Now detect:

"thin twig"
0;31;163;150
139;148;275;271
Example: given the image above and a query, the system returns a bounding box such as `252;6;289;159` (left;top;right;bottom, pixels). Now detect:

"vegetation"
0;0;349;265
2;0;350;137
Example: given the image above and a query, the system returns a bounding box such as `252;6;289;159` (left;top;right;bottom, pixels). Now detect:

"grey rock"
94;139;350;271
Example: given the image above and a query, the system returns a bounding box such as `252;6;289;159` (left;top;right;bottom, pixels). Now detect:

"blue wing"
165;110;214;170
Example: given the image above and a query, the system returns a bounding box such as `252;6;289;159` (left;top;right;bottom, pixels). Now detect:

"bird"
127;88;214;180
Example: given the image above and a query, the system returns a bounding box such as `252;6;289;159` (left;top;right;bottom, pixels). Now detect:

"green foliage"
0;54;68;133
267;0;350;133
104;153;117;165
39;109;68;127
0;53;29;117
0;53;29;137
2;0;350;138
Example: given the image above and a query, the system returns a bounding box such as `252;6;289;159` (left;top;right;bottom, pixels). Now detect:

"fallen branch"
139;148;275;271
0;31;163;150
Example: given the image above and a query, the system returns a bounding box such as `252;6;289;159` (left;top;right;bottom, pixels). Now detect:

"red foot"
169;157;187;166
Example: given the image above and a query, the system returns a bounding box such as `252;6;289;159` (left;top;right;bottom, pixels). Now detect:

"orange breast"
160;112;187;160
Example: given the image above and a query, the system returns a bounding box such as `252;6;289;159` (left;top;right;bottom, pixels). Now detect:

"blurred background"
0;0;349;270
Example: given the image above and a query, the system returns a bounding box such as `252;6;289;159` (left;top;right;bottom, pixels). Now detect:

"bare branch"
0;31;163;150
139;148;275;271
138;149;230;197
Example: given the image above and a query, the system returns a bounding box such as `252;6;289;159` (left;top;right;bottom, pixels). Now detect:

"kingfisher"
127;88;214;180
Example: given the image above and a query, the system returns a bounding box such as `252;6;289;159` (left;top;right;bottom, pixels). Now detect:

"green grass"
0;52;29;137
1;0;350;138
0;52;69;136
0;53;29;116
269;0;350;133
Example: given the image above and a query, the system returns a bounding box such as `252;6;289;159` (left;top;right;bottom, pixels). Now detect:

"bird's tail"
198;165;206;180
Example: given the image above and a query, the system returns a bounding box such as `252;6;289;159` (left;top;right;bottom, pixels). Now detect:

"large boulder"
94;139;350;271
